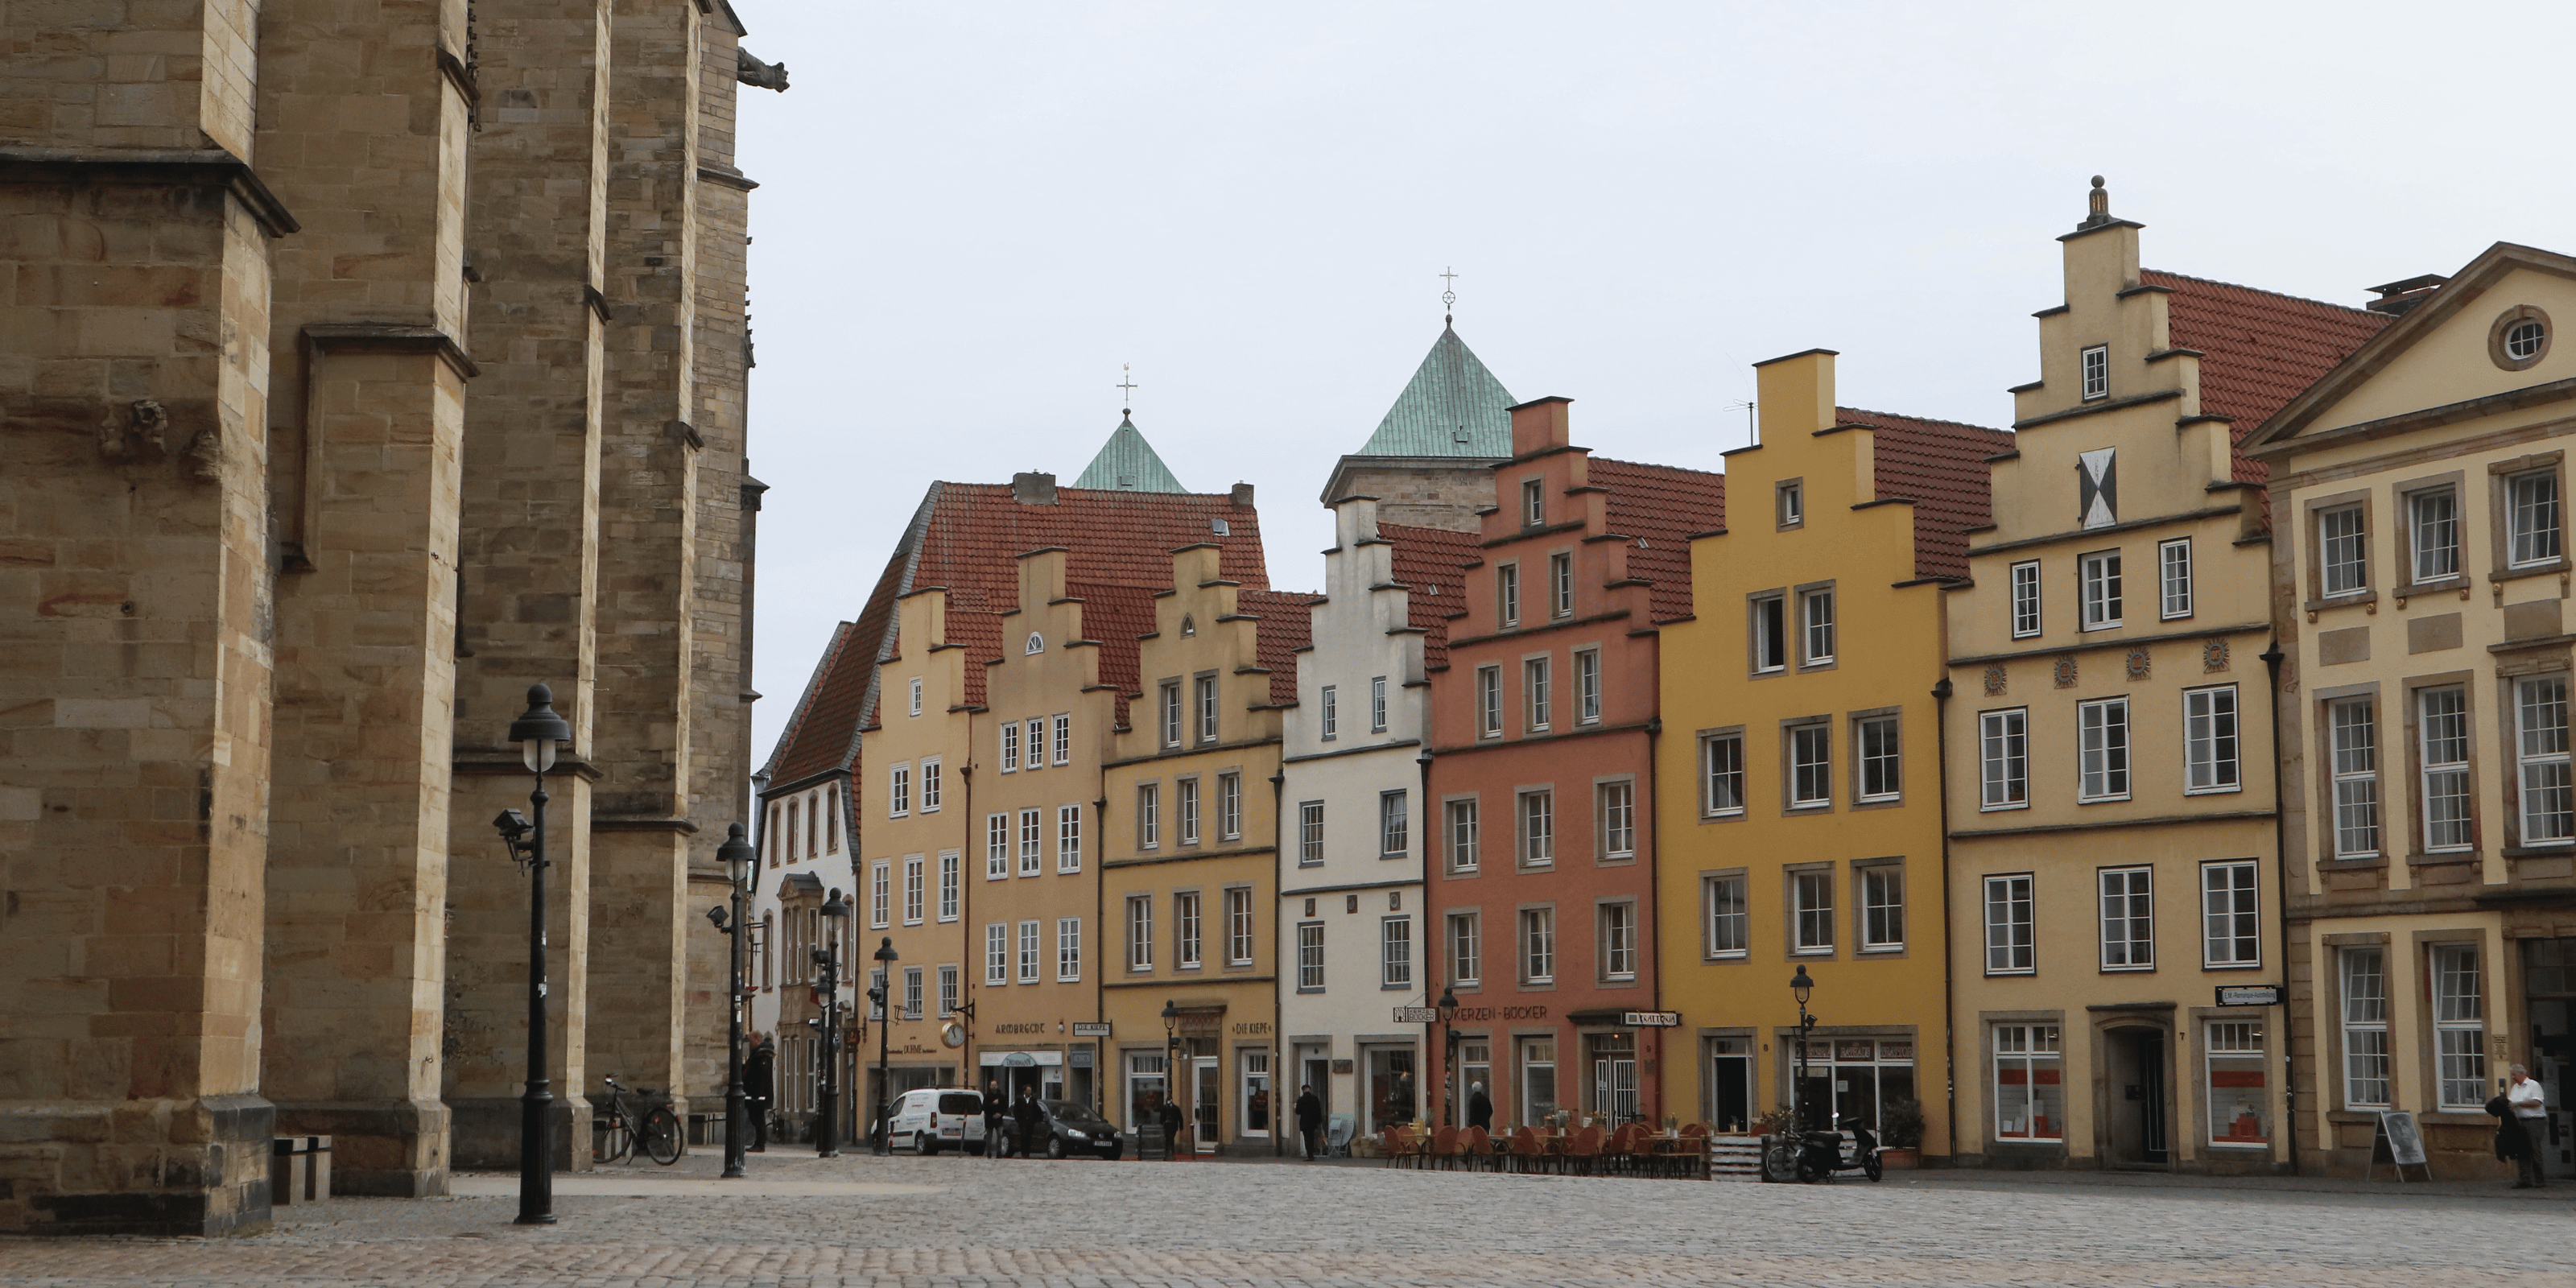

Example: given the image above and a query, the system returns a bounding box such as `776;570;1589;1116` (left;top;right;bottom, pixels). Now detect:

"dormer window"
1025;632;1044;654
1212;517;1230;536
1521;479;1545;527
2081;345;2109;402
1777;480;1804;529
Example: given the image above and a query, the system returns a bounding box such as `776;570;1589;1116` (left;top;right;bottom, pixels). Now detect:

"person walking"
2503;1064;2549;1188
1466;1080;1494;1133
1294;1084;1324;1161
743;1034;775;1152
1157;1089;1186;1161
984;1078;1008;1158
1013;1087;1046;1159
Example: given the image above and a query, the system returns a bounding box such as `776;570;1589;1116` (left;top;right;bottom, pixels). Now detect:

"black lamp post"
871;935;898;1155
811;889;847;1158
1435;985;1460;1127
704;823;757;1178
1160;998;1180;1155
1790;964;1819;1131
494;684;570;1226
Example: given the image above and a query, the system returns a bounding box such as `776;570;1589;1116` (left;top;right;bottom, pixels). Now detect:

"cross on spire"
1439;266;1459;324
1117;364;1137;416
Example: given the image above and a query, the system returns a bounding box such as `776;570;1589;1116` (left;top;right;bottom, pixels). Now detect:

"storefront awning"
978;1051;1063;1067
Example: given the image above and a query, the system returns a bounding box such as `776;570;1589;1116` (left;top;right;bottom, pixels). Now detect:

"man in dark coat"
742;1034;775;1152
1013;1088;1046;1158
1157;1090;1186;1159
984;1078;1007;1158
1294;1084;1325;1160
1467;1080;1495;1133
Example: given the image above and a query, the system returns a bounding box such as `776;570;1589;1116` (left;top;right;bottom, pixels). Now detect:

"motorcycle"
1764;1115;1883;1183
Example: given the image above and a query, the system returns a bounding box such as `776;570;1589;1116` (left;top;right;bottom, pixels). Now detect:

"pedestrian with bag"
1294;1084;1324;1160
2491;1064;2549;1188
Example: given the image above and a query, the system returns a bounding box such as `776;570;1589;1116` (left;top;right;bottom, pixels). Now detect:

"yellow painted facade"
1653;351;1956;1157
1100;547;1288;1154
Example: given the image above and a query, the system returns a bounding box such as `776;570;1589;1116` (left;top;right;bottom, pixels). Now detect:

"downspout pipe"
1931;677;1958;1166
1269;768;1287;1156
2260;640;2298;1177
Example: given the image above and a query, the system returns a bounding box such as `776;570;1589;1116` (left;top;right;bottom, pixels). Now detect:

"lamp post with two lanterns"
703;823;757;1179
1790;964;1821;1131
1435;985;1460;1127
810;889;848;1158
870;935;898;1154
1159;999;1179;1157
490;684;572;1227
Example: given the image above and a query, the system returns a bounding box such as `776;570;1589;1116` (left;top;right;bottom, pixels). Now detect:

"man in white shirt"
2506;1064;2548;1189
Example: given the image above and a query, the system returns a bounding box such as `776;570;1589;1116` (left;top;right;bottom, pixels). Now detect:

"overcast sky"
731;1;2574;768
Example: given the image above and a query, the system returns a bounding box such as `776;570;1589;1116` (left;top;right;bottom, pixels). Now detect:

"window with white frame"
823;790;838;853
1370;675;1388;733
867;967;886;1022
1382;916;1414;988
1018;919;1040;983
2201;860;2259;968
1857;715;1901;803
1793;869;1834;955
1800;588;1835;665
1447;798;1480;871
1001;721;1020;772
1159;681;1182;747
1704;873;1748;957
2329;697;2380;858
1752;594;1787;672
1498;564;1521;626
2339;947;2389;1108
1703;733;1745;815
1195;675;1217;744
2184;685;2240;794
2099;866;2152;971
1520;907;1554;983
908;677;923;717
1025;718;1045;770
1979;708;2028;810
1057;916;1081;982
1994;1024;2063;1142
1178;777;1200;845
1174;891;1203;968
938;852;960;921
1218;772;1241;840
869;859;891;928
2079;550;2123;630
1296;922;1325;991
1478;666;1503;737
1058;803;1083;872
1598;781;1635;859
1226;887;1253;964
985;922;1009;985
1777;480;1804;527
938;963;958;1017
1790;722;1832;808
902;855;924;925
2079;698;2130;801
2080;345;2108;400
2009;560;2041;638
986;813;1009;878
2409;488;2459;582
2508;469;2563;568
1297;800;1323;865
1518;790;1554;865
2158;538;2193;619
1319;683;1337;740
1860;865;1904;952
1380;790;1409;857
920;758;941;812
2318;506;2367;597
1984;873;2033;974
890;763;910;817
1525;657;1551;730
1125;895;1153;972
2203;1021;2268;1148
2420;687;2472;852
1522;477;1545;526
1576;650;1601;724
902;965;923;1018
1018;808;1042;876
2517;675;2572;844
1137;782;1160;849
1051;713;1071;765
1600;902;1637;979
1449;912;1480;984
2432;944;2486;1110
1550;552;1573;618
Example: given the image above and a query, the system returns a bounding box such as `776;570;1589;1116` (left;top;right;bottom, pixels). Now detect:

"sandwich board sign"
2366;1110;2430;1182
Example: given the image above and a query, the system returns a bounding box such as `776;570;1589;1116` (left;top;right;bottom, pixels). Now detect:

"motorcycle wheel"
642;1108;684;1165
1864;1152;1883;1182
1796;1152;1830;1183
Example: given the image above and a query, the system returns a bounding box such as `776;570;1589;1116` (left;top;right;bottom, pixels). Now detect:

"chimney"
2366;275;2449;317
1011;472;1058;506
1229;482;1255;508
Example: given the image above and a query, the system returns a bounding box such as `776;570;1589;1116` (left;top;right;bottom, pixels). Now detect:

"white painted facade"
1278;497;1437;1143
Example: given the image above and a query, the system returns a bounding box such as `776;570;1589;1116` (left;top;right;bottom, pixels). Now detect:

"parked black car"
1031;1100;1124;1159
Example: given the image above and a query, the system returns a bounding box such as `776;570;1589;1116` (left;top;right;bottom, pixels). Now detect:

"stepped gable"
1588;456;1728;624
1838;407;2017;581
1381;521;1482;670
1066;580;1158;729
1355;323;1518;458
1236;588;1319;706
2140;269;2392;488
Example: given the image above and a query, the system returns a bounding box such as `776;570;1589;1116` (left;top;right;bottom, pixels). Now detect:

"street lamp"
1161;998;1179;1158
1790;964;1820;1131
497;683;569;1226
812;888;848;1158
707;823;757;1178
871;935;898;1155
1435;984;1460;1127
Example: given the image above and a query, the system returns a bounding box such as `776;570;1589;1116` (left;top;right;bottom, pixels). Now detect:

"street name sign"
1391;1006;1439;1023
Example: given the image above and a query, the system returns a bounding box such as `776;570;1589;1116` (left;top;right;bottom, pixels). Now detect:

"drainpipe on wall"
1643;715;1662;1128
2260;640;2299;1176
1093;792;1108;1121
1270;769;1287;1157
1930;677;1958;1165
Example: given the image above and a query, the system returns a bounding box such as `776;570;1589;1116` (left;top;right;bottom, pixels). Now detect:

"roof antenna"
1439;266;1459;328
1117;363;1137;419
1729;400;1756;448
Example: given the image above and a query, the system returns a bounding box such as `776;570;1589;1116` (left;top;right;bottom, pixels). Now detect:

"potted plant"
1876;1096;1925;1169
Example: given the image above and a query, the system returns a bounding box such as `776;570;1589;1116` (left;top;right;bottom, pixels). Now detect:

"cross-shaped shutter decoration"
2077;448;2117;530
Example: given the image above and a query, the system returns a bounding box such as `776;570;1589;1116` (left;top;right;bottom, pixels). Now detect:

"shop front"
976;1046;1098;1111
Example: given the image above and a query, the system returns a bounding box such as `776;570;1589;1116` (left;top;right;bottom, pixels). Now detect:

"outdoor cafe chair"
1464;1125;1492;1172
1566;1125;1604;1176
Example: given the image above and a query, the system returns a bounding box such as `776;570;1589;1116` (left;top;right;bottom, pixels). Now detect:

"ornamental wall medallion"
2203;639;2230;672
2126;647;2151;680
2053;655;2078;689
1983;665;2007;696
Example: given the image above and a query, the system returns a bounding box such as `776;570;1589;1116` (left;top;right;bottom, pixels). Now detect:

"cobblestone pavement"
4;1153;2569;1287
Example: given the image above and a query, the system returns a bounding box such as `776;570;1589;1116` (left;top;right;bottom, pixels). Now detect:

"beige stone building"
2245;242;2576;1180
0;1;781;1233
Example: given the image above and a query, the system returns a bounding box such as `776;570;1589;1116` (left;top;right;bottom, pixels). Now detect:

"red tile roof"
2140;270;2392;491
1587;457;1728;623
1381;522;1484;671
1838;407;2017;580
1236;588;1318;706
761;482;1270;791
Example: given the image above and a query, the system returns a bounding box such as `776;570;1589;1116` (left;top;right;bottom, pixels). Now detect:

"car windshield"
1044;1100;1112;1128
937;1093;981;1115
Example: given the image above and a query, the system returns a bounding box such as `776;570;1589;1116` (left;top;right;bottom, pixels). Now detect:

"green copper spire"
1072;415;1187;493
1354;323;1515;457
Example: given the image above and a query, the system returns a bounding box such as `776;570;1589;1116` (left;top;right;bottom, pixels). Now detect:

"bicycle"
597;1075;684;1166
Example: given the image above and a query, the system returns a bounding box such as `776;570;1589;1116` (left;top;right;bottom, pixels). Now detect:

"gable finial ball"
2091;175;2103;188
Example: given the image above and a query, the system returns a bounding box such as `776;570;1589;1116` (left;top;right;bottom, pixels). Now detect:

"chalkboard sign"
2367;1110;2431;1182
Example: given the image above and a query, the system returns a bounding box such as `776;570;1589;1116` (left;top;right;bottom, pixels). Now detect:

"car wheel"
1104;1146;1122;1161
1046;1134;1066;1160
918;1132;935;1156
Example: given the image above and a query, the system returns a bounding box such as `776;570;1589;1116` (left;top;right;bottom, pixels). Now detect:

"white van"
886;1088;987;1155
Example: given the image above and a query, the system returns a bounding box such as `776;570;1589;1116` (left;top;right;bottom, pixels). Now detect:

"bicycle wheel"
601;1115;634;1164
1762;1141;1798;1183
642;1107;684;1165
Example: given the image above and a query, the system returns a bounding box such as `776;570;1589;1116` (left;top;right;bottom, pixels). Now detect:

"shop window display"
1995;1024;2062;1142
2204;1021;2268;1147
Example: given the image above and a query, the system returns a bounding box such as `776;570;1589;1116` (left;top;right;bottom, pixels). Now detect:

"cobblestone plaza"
2;1155;2565;1288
